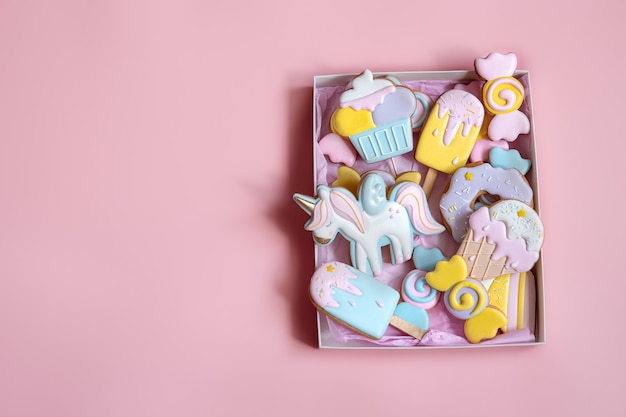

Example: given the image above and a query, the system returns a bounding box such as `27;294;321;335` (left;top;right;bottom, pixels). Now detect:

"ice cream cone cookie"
414;89;485;197
457;199;544;281
330;70;419;163
475;52;530;142
309;262;400;340
439;162;534;242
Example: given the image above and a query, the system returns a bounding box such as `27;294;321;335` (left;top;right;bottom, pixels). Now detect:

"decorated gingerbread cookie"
294;172;444;276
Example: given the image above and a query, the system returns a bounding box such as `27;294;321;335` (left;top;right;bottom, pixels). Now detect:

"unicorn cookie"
294;173;444;276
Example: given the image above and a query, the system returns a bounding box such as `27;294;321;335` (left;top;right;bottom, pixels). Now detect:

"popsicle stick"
390;157;399;177
421;168;438;198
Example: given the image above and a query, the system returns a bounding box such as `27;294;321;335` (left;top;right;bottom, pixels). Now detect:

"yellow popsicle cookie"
415;90;484;174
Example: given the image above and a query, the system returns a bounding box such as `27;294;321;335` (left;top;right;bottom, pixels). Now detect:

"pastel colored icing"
475;52;517;80
401;270;440;309
440;163;534;242
469;138;509;163
340;70;395;110
436;90;485;147
319;133;357;167
412;245;447;272
383;75;431;128
487;272;536;334
467;201;543;272
348;119;414;163
331;107;376;137
389;302;430;340
415;89;485;174
487;109;530;141
444;278;489;320
424;255;468;292
371;86;417;126
330;70;422;163
489;146;531;175
294;173;444;276
411;91;432;128
482;76;525;115
464;306;507;344
474;52;530;143
331;168;397;197
454;80;484;99
309;261;400;340
486;199;544;252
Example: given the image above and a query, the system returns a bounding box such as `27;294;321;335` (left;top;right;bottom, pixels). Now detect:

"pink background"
0;1;624;416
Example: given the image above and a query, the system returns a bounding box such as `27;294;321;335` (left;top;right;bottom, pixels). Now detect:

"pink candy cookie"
475;52;531;142
469;138;509;163
319;133;358;167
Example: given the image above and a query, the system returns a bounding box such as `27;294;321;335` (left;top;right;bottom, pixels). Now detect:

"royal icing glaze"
389;302;430;340
475;52;530;142
485;199;544;252
319;132;357;167
412;245;447;272
469;138;509;163
465;200;544;273
439;162;534;242
401;270;440;309
464;306;508;344
415;89;485;175
424;255;468;292
294;173;444;276
384;75;432;128
489;146;531;175
330;70;419;163
487;108;530;142
444;278;489;320
309;261;400;340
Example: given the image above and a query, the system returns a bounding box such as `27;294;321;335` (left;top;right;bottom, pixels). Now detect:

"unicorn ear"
293;194;316;215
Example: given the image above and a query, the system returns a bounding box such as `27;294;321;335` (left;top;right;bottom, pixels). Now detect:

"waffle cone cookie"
457;229;518;281
459;199;544;281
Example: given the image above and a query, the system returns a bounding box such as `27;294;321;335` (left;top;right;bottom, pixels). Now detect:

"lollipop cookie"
401;270;440;310
443;278;489;320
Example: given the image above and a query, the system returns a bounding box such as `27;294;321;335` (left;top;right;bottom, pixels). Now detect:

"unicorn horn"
293;193;316;214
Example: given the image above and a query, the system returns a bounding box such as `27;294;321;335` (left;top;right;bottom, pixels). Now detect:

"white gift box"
309;68;545;349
